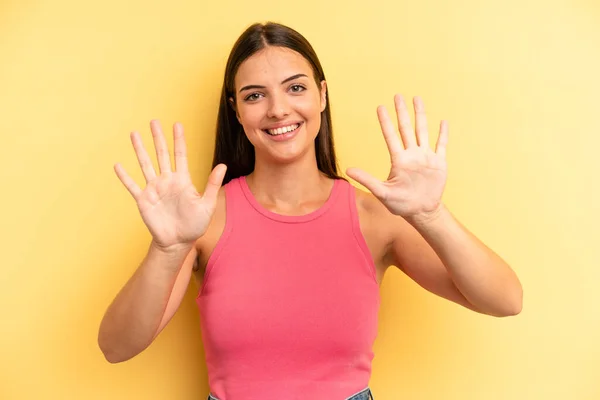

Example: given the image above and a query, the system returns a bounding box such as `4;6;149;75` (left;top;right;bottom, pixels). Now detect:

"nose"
266;92;290;119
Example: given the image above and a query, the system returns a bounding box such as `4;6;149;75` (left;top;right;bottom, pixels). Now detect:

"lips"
262;122;303;136
260;122;304;142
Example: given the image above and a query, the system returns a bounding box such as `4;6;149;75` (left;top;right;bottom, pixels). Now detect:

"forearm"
98;240;194;363
407;204;523;317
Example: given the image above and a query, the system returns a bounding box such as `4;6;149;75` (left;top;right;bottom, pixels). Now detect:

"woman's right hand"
114;120;227;251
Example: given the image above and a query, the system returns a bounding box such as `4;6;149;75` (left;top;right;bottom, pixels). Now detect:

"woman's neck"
246;157;334;209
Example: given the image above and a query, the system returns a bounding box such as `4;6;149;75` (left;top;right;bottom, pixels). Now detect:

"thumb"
202;164;227;203
346;167;386;199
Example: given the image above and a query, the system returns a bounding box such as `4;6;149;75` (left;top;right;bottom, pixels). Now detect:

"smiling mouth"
262;122;302;136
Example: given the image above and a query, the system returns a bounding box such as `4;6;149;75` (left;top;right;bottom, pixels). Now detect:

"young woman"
99;22;523;400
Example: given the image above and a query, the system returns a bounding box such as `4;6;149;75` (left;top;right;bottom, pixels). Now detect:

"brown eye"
244;93;262;102
290;84;306;93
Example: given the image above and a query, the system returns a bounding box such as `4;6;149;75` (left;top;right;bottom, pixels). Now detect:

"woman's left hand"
346;94;449;223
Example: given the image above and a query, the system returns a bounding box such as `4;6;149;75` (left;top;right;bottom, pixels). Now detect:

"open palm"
114;120;226;250
347;94;448;220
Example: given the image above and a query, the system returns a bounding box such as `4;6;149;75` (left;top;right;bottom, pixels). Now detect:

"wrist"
405;203;447;228
150;239;195;255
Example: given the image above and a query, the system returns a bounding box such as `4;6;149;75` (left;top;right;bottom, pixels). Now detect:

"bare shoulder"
353;185;385;216
354;183;414;229
352;184;429;271
353;185;397;231
193;185;227;275
351;184;396;271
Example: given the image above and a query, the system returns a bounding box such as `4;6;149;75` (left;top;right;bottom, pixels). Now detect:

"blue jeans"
207;386;374;399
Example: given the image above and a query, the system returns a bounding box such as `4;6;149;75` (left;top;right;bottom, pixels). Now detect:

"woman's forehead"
235;47;313;86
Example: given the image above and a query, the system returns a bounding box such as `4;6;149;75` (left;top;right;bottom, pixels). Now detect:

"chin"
258;140;318;166
259;146;314;165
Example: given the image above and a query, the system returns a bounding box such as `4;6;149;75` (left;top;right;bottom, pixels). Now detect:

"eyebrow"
238;73;309;93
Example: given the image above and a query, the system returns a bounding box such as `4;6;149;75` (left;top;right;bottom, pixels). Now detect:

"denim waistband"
207;386;373;400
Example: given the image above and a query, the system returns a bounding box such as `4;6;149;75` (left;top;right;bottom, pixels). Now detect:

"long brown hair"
211;22;345;185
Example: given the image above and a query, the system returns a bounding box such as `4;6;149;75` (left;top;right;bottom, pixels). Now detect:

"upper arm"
151;246;198;341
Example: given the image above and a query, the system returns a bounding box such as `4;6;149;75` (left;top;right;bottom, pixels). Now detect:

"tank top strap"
198;177;242;295
343;180;378;284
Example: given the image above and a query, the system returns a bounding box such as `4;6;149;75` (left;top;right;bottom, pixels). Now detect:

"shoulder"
193;185;227;272
350;183;415;266
204;184;227;237
350;184;397;260
352;183;393;226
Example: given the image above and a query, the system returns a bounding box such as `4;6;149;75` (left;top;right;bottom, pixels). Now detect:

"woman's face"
231;46;327;164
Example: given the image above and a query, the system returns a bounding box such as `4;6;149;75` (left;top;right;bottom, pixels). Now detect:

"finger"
377;105;403;157
131;131;157;183
202;164;228;203
413;96;430;148
346;167;387;200
435;120;449;159
114;163;142;200
394;94;417;149
173;122;189;174
150;120;172;175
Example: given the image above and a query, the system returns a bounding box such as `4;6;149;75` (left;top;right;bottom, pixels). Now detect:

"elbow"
98;338;124;364
498;286;524;317
509;294;523;316
480;286;523;318
471;284;523;317
102;350;125;364
509;282;524;315
97;332;135;364
501;301;522;317
97;331;153;364
99;343;134;364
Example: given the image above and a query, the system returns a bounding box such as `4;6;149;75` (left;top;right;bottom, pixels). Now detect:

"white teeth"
266;123;300;135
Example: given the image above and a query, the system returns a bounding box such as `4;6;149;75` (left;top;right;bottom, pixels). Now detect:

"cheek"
238;106;264;128
297;95;323;118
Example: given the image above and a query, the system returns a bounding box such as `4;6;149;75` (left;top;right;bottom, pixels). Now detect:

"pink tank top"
195;176;380;400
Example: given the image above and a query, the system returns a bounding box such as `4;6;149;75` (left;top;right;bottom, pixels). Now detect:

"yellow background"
1;0;599;399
